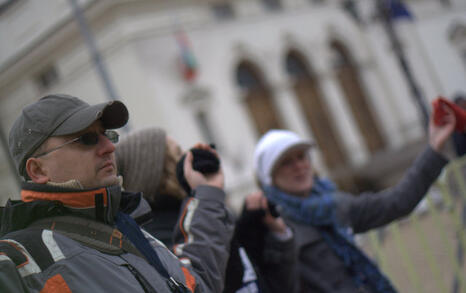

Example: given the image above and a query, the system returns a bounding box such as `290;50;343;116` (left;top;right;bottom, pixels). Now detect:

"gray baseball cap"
9;94;129;178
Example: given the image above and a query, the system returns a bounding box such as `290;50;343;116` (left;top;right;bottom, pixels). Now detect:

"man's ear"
25;158;49;184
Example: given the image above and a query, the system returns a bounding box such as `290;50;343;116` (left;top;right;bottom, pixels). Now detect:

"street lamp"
68;0;130;133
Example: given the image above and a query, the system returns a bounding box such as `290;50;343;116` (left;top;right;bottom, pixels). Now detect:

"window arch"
285;49;359;191
286;50;312;79
235;60;283;135
285;50;348;169
330;40;386;154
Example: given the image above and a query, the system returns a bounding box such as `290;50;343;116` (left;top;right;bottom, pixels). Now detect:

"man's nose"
96;133;116;155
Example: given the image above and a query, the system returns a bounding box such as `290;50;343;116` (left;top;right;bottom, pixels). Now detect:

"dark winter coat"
280;147;448;293
0;183;234;293
137;194;296;293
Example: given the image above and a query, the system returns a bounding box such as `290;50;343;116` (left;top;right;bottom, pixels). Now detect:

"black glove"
267;201;280;218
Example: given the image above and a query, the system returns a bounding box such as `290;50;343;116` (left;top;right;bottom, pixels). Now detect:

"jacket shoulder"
0;228;57;276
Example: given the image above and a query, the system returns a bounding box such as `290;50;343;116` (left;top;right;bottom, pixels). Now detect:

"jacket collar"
1;182;142;237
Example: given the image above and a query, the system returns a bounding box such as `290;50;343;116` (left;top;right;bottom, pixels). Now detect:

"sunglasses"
34;130;119;158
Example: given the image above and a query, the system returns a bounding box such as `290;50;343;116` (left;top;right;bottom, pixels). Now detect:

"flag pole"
376;0;430;129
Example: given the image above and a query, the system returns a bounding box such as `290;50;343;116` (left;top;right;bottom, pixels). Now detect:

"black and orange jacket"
0;182;234;293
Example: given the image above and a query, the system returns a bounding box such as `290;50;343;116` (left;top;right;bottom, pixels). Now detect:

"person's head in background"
254;129;314;197
116;127;187;209
9;94;128;189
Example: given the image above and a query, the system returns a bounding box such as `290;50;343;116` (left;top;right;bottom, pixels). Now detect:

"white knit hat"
253;129;313;186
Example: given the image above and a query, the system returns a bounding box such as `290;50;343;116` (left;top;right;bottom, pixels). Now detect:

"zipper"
124;263;158;293
124;263;190;293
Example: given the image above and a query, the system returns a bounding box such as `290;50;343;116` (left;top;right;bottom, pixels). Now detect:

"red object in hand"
432;96;466;132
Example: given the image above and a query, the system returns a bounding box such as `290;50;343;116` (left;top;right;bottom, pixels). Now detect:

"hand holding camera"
176;143;223;193
243;191;287;235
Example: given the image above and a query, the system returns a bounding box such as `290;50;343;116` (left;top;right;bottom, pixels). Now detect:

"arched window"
285;50;348;169
286;51;311;79
285;50;359;191
236;60;283;135
330;40;386;154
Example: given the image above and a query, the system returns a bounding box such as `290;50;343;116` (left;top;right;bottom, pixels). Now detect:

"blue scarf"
264;177;397;293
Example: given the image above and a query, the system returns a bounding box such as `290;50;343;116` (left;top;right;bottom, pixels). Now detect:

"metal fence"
361;156;466;293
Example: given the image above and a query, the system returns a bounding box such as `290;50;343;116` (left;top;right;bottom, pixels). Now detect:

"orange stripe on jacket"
21;188;108;209
178;198;194;243
40;274;72;293
181;266;196;292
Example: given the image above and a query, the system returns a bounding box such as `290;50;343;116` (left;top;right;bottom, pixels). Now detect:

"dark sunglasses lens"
80;132;99;145
105;130;119;143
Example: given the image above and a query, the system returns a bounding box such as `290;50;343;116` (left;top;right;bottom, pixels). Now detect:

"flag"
385;0;414;21
175;29;198;82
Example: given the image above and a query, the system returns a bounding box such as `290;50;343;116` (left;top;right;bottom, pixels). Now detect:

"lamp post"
68;0;130;133
68;0;118;101
0;122;21;188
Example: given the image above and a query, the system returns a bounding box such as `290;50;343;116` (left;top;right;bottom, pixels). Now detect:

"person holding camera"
252;104;456;293
0;94;233;293
116;127;297;293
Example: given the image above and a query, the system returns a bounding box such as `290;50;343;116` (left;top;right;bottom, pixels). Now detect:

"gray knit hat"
116;128;166;202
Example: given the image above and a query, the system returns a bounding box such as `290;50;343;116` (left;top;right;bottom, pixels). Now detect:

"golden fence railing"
361;155;466;293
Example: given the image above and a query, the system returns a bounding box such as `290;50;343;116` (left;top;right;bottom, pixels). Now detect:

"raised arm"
172;144;234;292
338;104;456;233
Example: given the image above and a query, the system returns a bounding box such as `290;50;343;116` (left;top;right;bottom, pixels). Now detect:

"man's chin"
96;175;120;188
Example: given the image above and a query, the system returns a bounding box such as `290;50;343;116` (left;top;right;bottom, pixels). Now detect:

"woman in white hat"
252;107;456;293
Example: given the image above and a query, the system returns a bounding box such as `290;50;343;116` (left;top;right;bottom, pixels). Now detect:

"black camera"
175;147;220;195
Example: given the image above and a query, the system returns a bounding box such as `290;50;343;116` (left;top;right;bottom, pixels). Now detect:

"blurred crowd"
0;93;460;293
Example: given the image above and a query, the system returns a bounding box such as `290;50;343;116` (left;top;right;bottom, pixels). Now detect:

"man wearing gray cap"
0;94;233;293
